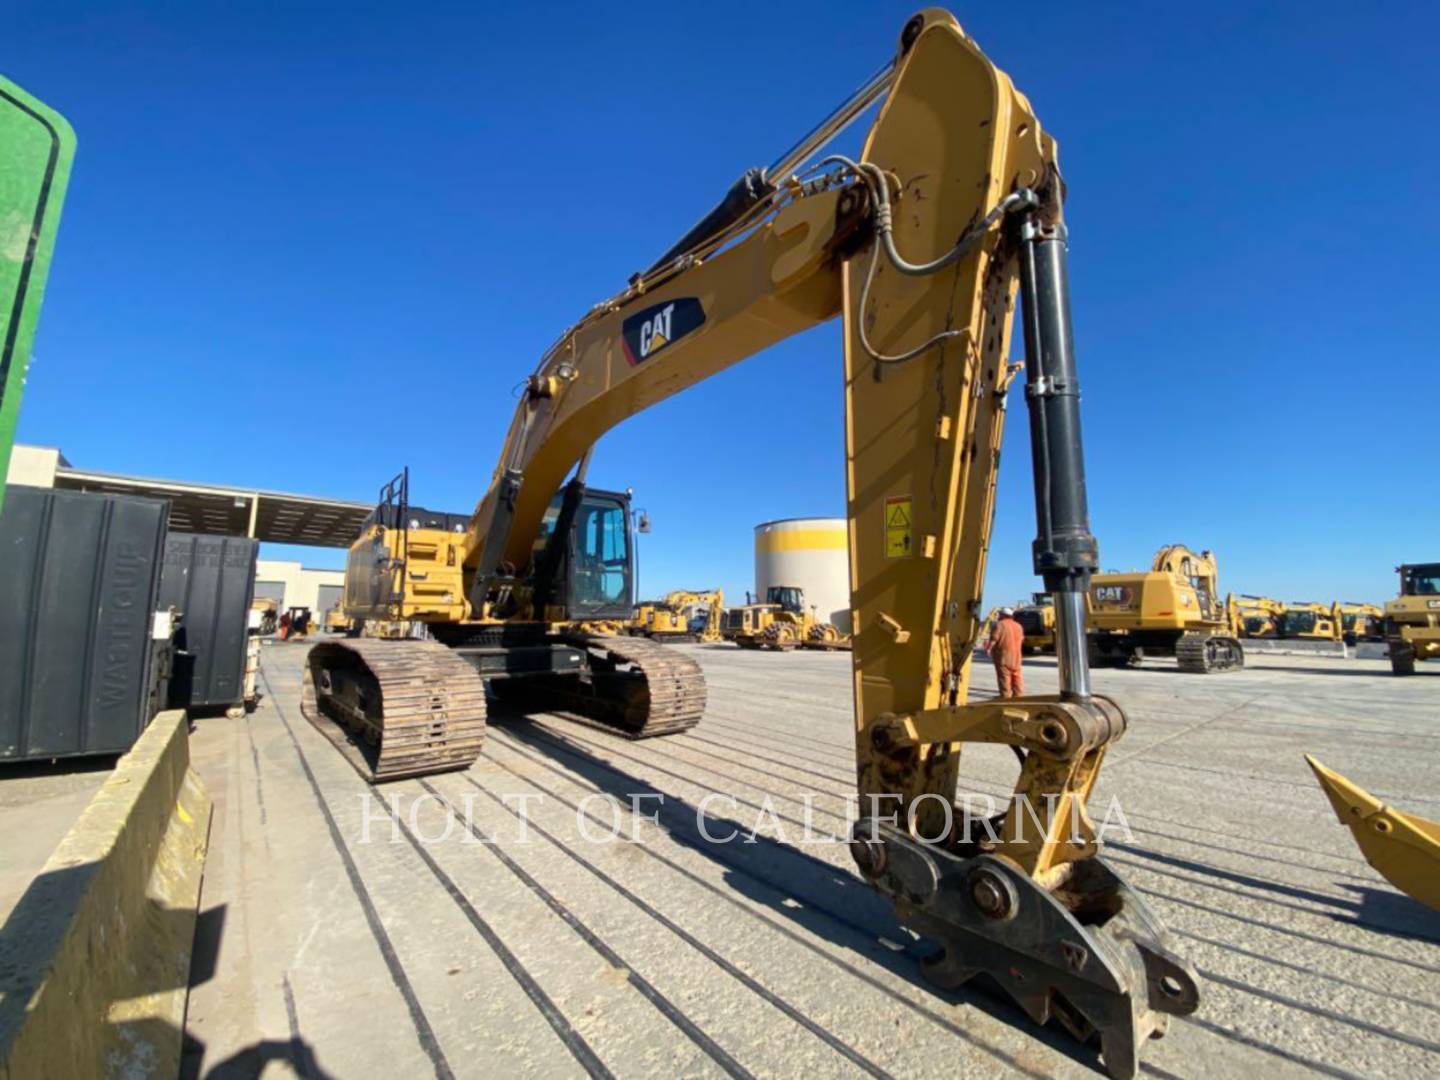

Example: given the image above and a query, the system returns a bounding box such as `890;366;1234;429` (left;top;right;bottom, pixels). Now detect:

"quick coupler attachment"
851;822;1198;1079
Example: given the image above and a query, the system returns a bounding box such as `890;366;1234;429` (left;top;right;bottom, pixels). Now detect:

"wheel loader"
302;12;1199;1072
1384;562;1440;674
720;585;846;650
1088;545;1244;672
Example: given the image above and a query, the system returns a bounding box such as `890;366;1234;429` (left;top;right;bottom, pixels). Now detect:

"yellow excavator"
1228;593;1284;638
1088;545;1245;672
303;12;1197;1072
630;589;725;643
1385;562;1440;675
1339;602;1383;645
1274;600;1344;643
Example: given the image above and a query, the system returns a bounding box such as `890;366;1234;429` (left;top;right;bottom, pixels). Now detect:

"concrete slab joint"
0;710;213;1080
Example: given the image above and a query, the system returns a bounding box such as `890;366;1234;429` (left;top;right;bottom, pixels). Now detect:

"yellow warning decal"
884;496;912;558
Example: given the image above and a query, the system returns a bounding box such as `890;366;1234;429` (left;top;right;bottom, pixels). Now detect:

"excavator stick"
842;13;1197;1075
1306;755;1440;911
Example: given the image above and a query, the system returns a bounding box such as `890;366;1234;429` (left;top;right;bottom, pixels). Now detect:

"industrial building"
8;443;352;613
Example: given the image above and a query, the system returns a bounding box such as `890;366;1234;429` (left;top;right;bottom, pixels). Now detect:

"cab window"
572;497;629;607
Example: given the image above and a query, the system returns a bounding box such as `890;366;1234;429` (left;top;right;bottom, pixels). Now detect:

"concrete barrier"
1240;638;1347;658
0;711;212;1079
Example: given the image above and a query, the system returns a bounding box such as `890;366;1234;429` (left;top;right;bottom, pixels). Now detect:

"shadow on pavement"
495;712;1119;1077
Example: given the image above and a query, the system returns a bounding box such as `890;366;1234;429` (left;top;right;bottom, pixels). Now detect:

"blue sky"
9;2;1438;608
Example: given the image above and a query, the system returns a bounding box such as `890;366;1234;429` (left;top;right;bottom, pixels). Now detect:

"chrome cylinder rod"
767;61;896;181
1053;589;1091;699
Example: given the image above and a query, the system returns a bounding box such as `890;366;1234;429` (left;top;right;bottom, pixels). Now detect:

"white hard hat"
1001;606;1015;616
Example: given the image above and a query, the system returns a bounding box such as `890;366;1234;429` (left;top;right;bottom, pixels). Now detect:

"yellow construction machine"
630;598;687;640
1228;594;1284;638
1274;600;1344;643
630;589;724;643
1384;562;1440;675
720;585;847;650
323;601;350;634
303;13;1197;1071
1015;593;1056;653
1339;602;1383;645
1088;545;1244;672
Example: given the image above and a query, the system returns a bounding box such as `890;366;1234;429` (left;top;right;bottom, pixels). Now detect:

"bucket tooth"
1306;755;1440;911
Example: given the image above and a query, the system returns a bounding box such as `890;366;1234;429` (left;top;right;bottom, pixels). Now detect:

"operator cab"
1400;564;1440;597
531;486;635;620
767;585;806;614
1277;609;1317;636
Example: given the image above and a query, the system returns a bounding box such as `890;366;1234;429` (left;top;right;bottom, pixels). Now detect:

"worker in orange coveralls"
987;606;1025;698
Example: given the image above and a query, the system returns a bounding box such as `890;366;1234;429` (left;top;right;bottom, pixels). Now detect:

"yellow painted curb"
0;711;212;1079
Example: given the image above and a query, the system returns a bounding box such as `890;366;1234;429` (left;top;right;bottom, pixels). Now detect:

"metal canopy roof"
53;467;371;548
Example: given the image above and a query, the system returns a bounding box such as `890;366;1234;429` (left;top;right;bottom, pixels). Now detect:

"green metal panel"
0;77;75;513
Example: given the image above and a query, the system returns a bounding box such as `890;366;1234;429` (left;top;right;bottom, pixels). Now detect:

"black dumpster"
0;485;170;761
158;533;258;713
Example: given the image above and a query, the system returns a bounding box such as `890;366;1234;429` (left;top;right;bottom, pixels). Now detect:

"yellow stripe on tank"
756;529;848;552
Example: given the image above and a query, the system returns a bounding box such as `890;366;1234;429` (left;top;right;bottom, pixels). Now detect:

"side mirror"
637;512;651;534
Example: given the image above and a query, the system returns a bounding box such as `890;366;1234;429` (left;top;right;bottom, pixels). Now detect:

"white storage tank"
754;518;851;633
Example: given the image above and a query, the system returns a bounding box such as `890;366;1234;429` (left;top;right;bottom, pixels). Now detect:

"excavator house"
1088;545;1245;672
302;10;1198;1075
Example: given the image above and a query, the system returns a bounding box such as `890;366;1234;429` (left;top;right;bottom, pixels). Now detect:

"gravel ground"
181;640;1440;1078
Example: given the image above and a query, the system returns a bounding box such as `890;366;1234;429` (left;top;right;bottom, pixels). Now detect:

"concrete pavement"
180;641;1440;1078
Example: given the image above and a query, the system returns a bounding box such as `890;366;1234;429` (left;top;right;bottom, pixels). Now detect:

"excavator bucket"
1305;755;1440;911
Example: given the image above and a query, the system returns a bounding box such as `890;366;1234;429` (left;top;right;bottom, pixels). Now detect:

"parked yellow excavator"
1228;593;1284;638
1088;545;1245;672
1339;602;1383;645
303;12;1197;1072
630;588;724;643
1274;600;1344;643
1385;562;1440;674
